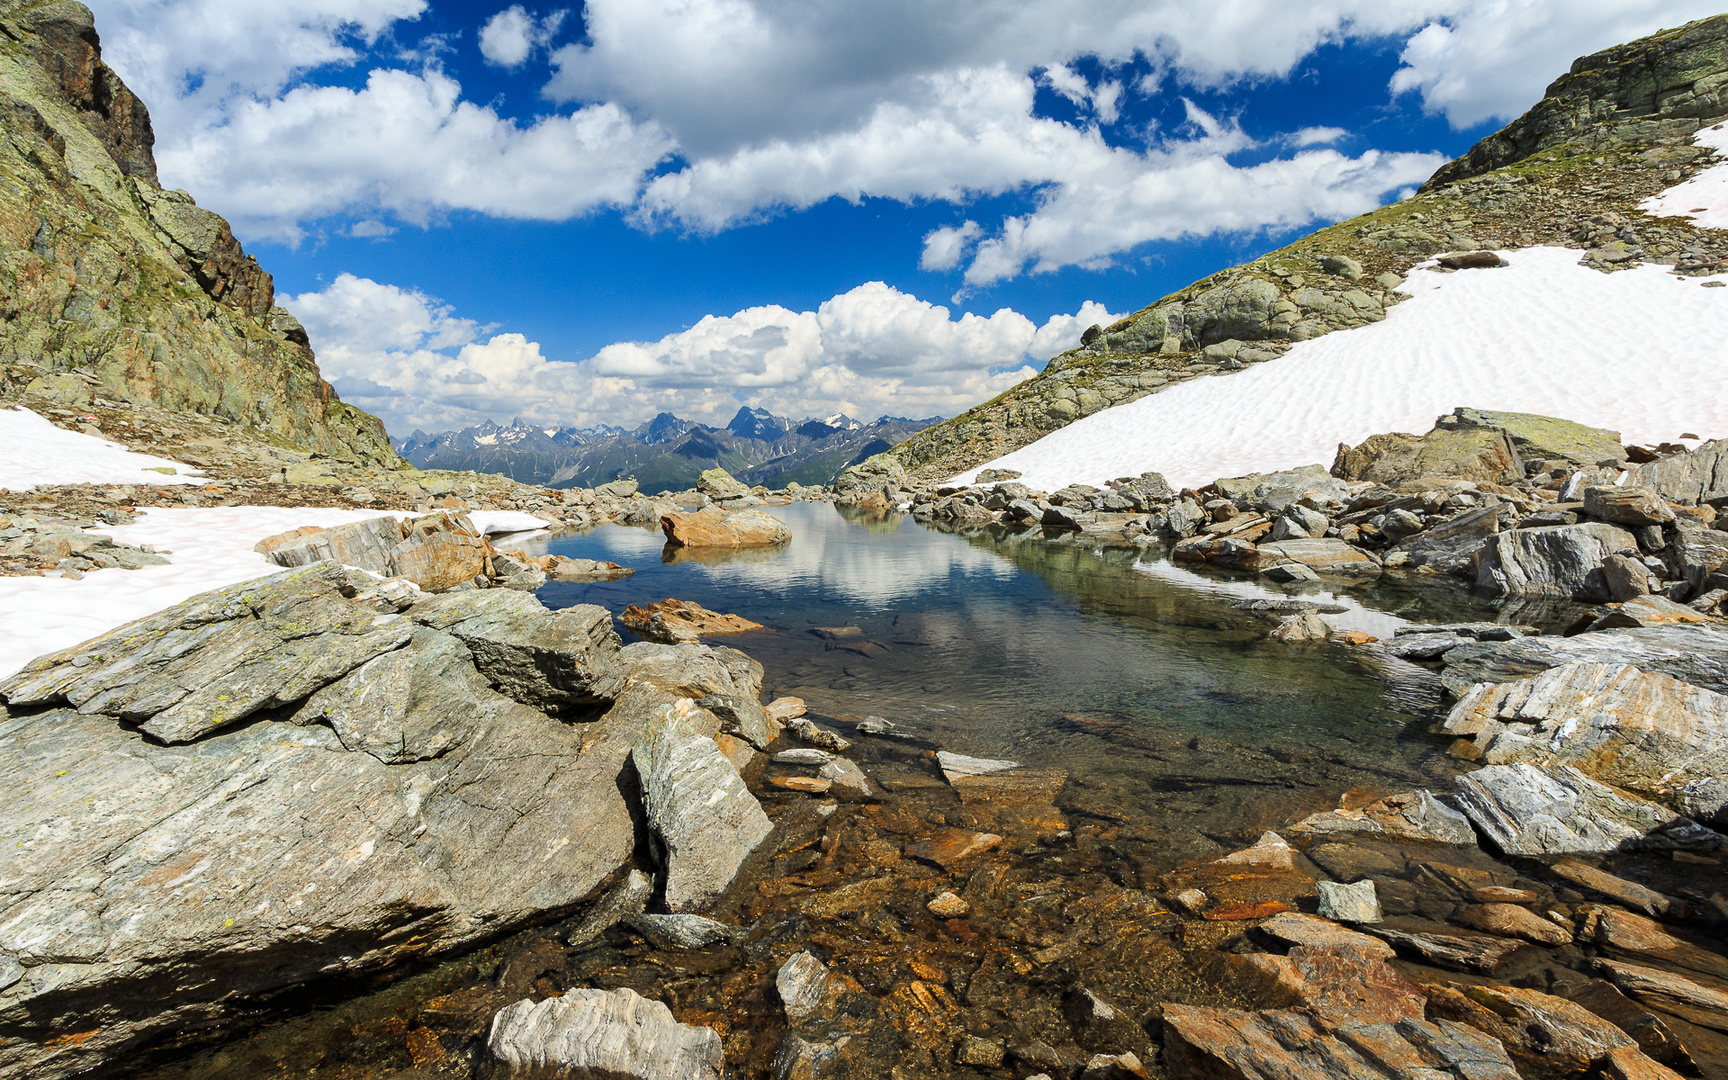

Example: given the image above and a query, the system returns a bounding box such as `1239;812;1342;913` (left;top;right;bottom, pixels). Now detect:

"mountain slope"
0;0;397;467
892;13;1728;483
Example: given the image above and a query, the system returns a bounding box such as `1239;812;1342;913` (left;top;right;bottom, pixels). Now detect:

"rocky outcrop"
1444;663;1728;818
1162;1005;1518;1080
0;558;784;1079
1441;626;1728;696
487;987;723;1079
257;511;496;592
1333;408;1623;487
696;466;750;500
0;1;397;466
660;507;792;548
1424;13;1728;189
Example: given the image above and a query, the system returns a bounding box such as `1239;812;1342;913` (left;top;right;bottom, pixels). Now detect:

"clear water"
522;503;1484;842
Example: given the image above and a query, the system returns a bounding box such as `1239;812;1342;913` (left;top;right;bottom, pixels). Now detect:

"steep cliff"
0;0;398;467
893;14;1728;481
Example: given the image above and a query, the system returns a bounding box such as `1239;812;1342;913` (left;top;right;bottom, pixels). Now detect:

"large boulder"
256;512;493;592
409;591;624;713
0;562;669;1080
695;467;749;500
1474;522;1637;598
833;452;907;493
488;987;722;1079
632;700;773;912
1333;408;1622;486
1442;663;1728;819
660;508;792;548
1213;464;1350;513
620;598;763;644
1633;439;1728;505
1256;538;1382;578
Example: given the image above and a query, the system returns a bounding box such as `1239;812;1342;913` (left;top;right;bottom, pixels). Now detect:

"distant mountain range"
392;407;941;493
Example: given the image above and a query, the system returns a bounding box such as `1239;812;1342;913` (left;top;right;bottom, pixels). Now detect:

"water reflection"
524;503;1474;816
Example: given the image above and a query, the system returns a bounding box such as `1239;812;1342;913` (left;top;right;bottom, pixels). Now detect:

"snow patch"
0;506;549;678
0;407;201;490
952;248;1728;492
1640;121;1728;230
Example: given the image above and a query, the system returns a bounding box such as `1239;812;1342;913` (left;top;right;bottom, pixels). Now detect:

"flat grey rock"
1441;625;1728;696
624;914;737;950
1474;522;1635;599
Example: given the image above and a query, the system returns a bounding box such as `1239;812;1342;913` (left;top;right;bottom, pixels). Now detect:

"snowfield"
952;247;1728;492
1641;121;1728;230
0;406;202;489
0;506;550;678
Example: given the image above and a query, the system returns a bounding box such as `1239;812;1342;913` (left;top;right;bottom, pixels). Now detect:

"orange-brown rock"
660;508;792;548
390;512;492;591
620;598;764;644
1580;905;1728;982
1453;902;1573;945
904;829;1002;869
1162;1003;1518;1080
1230;945;1426;1025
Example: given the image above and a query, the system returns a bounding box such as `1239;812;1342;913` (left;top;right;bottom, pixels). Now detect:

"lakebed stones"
632;701;774;912
660;507;792;548
1161;1004;1519;1080
620;598;764;644
487;987;723;1079
1442;662;1728;814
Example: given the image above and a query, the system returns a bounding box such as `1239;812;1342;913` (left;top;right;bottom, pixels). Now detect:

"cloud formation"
86;0;1723;276
288;275;1121;435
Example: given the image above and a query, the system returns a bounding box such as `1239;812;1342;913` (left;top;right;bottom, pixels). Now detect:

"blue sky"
82;0;1726;436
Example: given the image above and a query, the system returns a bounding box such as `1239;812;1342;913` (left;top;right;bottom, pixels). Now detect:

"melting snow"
952;247;1728;492
1640;121;1728;229
0;407;202;489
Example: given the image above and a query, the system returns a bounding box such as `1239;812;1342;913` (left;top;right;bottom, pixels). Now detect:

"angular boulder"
632;700;774;912
1632;438;1728;505
488;987;722;1079
1451;763;1714;856
1583;486;1675;527
660;507;792;548
1256;538;1382;578
696;467;750;500
410;590;624;713
1474;522;1637;598
257;512;495;592
1444;663;1728;815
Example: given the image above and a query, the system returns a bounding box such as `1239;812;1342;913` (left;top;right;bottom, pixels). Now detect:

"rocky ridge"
889;14;1728;482
0;1;398;470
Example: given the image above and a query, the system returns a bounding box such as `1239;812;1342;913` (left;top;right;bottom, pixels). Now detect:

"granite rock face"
0;561;675;1080
488;987;723;1079
0;1;397;465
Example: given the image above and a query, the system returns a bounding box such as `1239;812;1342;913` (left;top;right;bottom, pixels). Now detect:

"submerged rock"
1162;1005;1518;1080
488;987;723;1079
621;598;764;644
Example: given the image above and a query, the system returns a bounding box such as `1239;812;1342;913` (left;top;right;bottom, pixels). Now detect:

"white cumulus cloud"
478;5;566;68
288;275;1121;434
